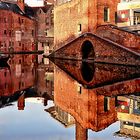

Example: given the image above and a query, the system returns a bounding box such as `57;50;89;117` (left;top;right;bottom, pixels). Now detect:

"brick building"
0;53;36;110
0;54;35;110
54;0;120;49
32;3;54;54
54;65;117;136
0;0;35;53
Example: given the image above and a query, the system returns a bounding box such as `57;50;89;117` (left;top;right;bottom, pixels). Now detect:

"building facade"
117;0;140;27
0;0;36;53
0;54;35;97
54;0;120;49
33;4;54;54
54;64;118;133
117;95;140;139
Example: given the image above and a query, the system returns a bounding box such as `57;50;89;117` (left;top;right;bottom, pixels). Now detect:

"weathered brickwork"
54;0;120;49
52;0;140;64
0;55;35;96
52;59;140;90
95;78;140;97
0;1;36;53
96;25;140;50
54;65;117;131
50;33;140;65
33;5;54;51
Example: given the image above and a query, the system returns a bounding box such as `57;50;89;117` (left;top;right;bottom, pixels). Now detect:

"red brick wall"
0;9;35;53
0;55;35;96
54;0;120;49
96;25;140;49
97;0;120;25
51;33;140;66
54;66;117;131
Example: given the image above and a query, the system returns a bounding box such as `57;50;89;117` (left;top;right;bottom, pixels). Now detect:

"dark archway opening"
81;40;94;59
81;62;95;83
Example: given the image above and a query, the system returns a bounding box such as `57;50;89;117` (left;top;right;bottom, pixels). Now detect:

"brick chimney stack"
17;0;25;12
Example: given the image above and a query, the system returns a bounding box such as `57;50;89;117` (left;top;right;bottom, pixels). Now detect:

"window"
4;30;7;35
4;72;7;77
104;97;110;112
78;24;82;32
51;16;54;25
56;0;71;5
46;17;49;25
19;59;22;64
45;30;47;36
32;30;34;36
9;41;11;46
115;12;117;24
22;69;24;73
9;30;11;36
51;10;54;25
104;7;110;22
18;17;21;24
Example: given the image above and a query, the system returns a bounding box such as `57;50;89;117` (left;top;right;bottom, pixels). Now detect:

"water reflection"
54;63;118;139
51;59;140;89
117;95;140;139
0;55;140;139
52;59;140;139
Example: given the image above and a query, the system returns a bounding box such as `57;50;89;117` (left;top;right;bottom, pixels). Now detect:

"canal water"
0;54;140;140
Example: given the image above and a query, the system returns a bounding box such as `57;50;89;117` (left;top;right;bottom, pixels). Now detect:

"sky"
25;0;44;7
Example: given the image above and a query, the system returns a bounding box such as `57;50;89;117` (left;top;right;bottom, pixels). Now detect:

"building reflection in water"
0;54;35;110
117;95;140;139
1;55;140;140
53;61;117;140
0;54;56;110
51;59;140;140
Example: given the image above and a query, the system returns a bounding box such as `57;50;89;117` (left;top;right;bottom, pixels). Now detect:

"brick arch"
81;40;95;59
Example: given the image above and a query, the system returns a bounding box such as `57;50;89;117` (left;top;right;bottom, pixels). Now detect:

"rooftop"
32;5;53;13
0;0;34;19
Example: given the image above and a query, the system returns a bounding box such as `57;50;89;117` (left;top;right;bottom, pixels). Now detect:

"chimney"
17;0;25;12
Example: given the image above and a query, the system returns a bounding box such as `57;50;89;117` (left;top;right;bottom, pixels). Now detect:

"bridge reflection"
0;55;140;140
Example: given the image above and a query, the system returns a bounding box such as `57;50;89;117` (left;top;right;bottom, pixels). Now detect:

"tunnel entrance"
81;40;94;59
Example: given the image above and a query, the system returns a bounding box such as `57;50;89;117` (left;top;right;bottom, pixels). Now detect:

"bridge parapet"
96;25;140;51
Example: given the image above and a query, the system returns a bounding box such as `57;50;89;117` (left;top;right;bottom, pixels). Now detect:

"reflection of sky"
0;101;74;140
0;101;130;140
88;121;131;140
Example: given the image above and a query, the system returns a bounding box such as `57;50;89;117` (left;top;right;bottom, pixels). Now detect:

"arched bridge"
49;25;140;66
